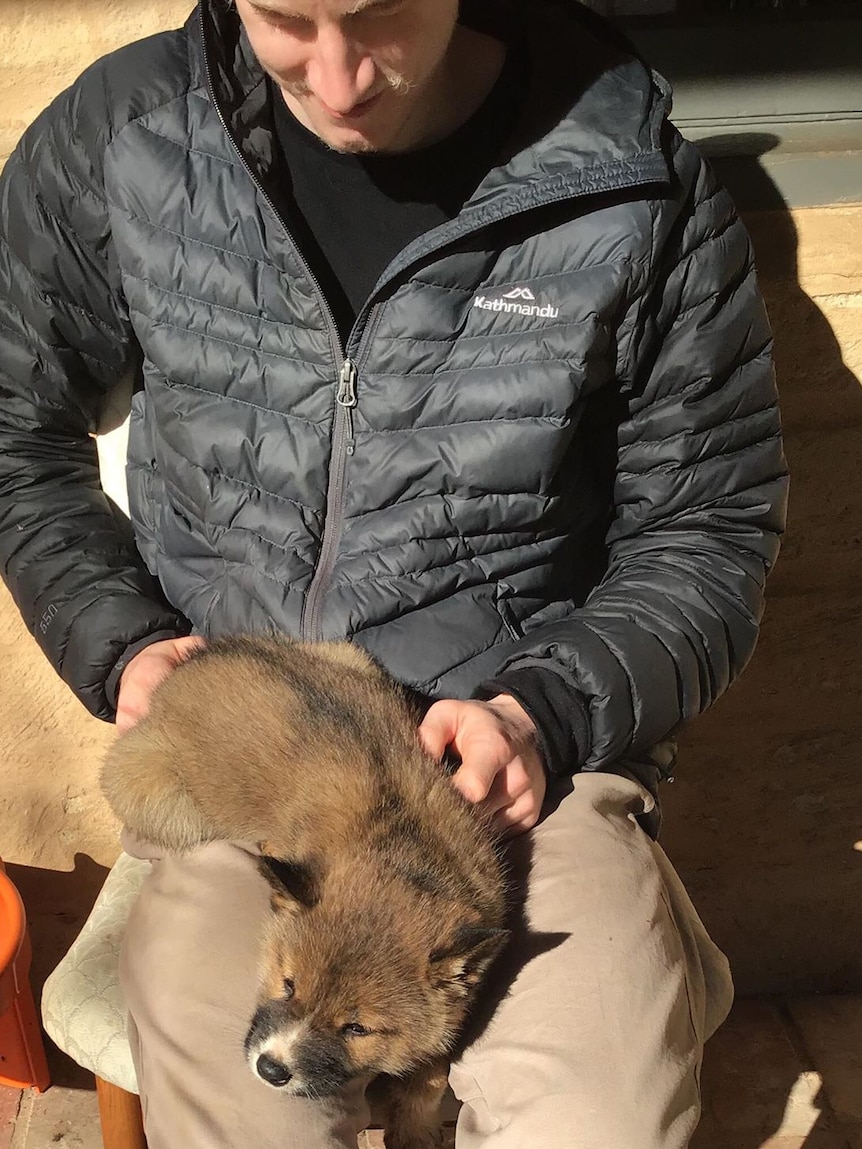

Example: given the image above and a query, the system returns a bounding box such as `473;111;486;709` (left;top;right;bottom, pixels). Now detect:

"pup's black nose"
256;1054;292;1087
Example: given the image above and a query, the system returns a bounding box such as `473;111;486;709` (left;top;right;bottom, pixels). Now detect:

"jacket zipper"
301;357;358;641
200;23;373;642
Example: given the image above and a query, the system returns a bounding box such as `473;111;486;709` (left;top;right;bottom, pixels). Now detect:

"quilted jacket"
0;0;788;774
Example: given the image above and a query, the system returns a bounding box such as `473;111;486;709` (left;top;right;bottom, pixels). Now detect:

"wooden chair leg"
95;1076;147;1149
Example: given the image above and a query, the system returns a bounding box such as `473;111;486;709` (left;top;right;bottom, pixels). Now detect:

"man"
0;0;787;1145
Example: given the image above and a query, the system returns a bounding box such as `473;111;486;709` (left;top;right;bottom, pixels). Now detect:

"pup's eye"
283;978;295;998
341;1022;371;1038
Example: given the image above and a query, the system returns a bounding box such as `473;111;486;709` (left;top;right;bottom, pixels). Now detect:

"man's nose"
305;23;376;113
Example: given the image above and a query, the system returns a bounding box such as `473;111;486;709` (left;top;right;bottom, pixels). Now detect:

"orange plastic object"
0;859;50;1092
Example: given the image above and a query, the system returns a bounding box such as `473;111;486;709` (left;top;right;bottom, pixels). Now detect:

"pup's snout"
256;1053;292;1087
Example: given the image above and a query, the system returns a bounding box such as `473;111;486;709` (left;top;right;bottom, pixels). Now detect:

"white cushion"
41;852;148;1092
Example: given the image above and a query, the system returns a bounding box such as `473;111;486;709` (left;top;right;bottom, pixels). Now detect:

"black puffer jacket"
0;0;787;773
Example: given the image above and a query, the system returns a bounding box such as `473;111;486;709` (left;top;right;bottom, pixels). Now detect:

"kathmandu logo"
472;284;559;319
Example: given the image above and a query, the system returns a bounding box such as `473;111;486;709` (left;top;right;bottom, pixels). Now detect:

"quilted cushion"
41;852;148;1092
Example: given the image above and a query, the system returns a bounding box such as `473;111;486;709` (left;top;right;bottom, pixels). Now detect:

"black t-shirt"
269;37;526;343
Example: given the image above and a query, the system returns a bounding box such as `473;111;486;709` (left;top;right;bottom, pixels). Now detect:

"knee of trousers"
453;1090;701;1149
451;1015;704;1149
119;843;376;1149
119;841;271;1045
447;772;718;1149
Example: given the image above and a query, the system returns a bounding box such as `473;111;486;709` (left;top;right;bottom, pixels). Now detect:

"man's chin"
309;116;405;155
320;133;379;156
295;101;411;155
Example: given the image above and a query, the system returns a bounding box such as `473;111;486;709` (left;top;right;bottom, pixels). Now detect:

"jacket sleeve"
0;80;188;721
493;135;789;771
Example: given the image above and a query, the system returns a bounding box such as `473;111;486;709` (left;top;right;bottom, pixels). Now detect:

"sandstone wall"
0;1;195;875
1;1;861;994
663;206;862;993
0;0;194;168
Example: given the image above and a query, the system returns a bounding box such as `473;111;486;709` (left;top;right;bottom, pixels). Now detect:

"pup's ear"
258;856;320;915
429;926;510;994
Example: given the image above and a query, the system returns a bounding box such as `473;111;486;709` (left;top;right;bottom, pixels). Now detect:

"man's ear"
429;926;510;994
257;856;320;915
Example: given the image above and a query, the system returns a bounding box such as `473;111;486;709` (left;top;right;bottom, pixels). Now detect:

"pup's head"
245;857;508;1097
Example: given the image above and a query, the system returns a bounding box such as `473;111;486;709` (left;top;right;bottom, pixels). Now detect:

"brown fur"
101;635;508;1149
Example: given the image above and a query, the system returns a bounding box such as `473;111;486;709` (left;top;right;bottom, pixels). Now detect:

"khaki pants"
119;772;733;1149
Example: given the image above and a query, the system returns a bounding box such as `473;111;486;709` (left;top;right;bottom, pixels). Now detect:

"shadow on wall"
662;135;862;998
660;135;862;1149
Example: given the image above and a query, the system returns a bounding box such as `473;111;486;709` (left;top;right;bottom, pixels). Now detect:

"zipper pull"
337;357;357;454
337;358;358;407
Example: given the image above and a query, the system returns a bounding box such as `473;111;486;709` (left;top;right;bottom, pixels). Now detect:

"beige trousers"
119;772;733;1149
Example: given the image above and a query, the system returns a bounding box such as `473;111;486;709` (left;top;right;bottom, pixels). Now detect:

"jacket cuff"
104;627;190;715
473;667;590;776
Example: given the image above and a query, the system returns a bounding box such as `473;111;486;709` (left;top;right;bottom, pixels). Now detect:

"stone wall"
663;206;862;993
1;1;861;994
0;0;194;167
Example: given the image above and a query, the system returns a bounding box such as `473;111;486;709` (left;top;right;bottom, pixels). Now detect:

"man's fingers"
115;636;206;734
115;676;160;733
491;790;542;839
422;704;508;803
485;765;539;830
418;700;458;759
115;703;143;735
418;697;546;833
449;722;518;804
450;759;500;804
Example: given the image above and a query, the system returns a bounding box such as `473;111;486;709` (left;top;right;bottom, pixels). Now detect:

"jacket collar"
192;0;281;180
465;0;672;210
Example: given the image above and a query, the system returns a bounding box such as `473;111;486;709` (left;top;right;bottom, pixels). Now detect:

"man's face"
234;0;461;154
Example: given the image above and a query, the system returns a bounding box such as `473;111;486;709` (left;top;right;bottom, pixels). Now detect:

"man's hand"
115;636;206;733
419;695;546;838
